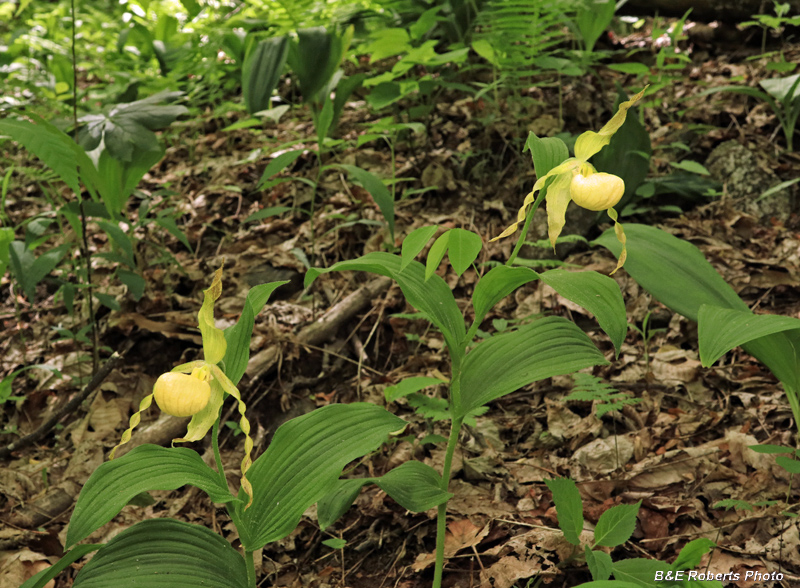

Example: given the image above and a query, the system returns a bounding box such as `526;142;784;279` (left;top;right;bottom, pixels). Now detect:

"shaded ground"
2;17;800;588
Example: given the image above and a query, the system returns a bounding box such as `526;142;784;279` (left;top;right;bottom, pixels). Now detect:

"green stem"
432;414;464;588
506;190;544;267
245;549;256;588
211;414;226;488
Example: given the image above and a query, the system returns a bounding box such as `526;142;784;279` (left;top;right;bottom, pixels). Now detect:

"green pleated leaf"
385;376;446;402
223;281;287;385
699;305;800;367
336;164;394;239
66;445;235;548
401;225;439;270
0;117;84;197
287;27;349;101
243;35;289;114
595;223;800;395
471;266;539;328
457;317;607;418
540;269;627;356
524;132;569;178
21;545;101;588
446;228;482;277
73;519;248;588
318;461;451;530
593;224;747;322
594;501;640;547
545;478;583;546
238;403;405;550
305;253;466;355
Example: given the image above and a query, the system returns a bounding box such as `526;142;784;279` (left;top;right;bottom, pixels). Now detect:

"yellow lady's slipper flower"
153;369;211;417
109;266;255;508
492;87;647;274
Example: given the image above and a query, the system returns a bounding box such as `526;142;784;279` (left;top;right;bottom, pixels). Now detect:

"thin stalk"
506;190;545;267
432;414;464;588
211;413;226;488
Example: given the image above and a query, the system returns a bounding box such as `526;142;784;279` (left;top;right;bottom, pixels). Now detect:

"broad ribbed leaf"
318;461;450;529
525;132;569;177
446;228;482;277
540;269;627;356
288;27;346;101
223;281;287;385
305;253;466;354
472;266;539;328
337;165;394;239
238;403;405;550
243;36;289;114
595;224;800;394
0;117;84;196
699;305;800;367
401;225;438;270
457;316;607;418
21;545;100;588
66;445;234;548
593;224;747;321
73;519;248;588
9;243;71;302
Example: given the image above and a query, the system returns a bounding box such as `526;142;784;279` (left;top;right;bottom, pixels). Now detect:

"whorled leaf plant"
22;268;434;588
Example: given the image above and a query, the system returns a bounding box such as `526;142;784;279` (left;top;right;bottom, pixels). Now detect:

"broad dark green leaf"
426;231;450;280
66;445;235;548
318;461;451;529
545;478;583;546
595;224;800;394
593;86;652;211
237;403;405;550
288;27;348;101
336;164;394;239
9;242;71;302
593;224;747;322
0;118;80;194
540;269;627;356
446;228;482;277
524;132;569;177
698;305;800;367
78;90;186;162
401;225;438;270
73;519;248;588
594;501;640;547
384;376;446;402
223;281;287;385
94;145;165;213
257;149;304;189
21;545;101;588
457;317;607;418
305;253;465;354
243;36;289;115
471;266;539;328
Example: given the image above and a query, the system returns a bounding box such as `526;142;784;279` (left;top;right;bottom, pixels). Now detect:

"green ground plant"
305;89;645;588
545;477;720;587
21;268;441;588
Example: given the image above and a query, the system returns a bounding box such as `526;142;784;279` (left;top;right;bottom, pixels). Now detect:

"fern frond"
564;372;640;417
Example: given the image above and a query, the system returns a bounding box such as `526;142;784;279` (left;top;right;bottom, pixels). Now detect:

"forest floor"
2;20;800;588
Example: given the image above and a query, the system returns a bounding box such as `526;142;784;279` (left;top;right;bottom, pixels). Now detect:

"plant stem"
245;549;256;588
211;413;226;488
432;414;464;588
506;190;544;267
